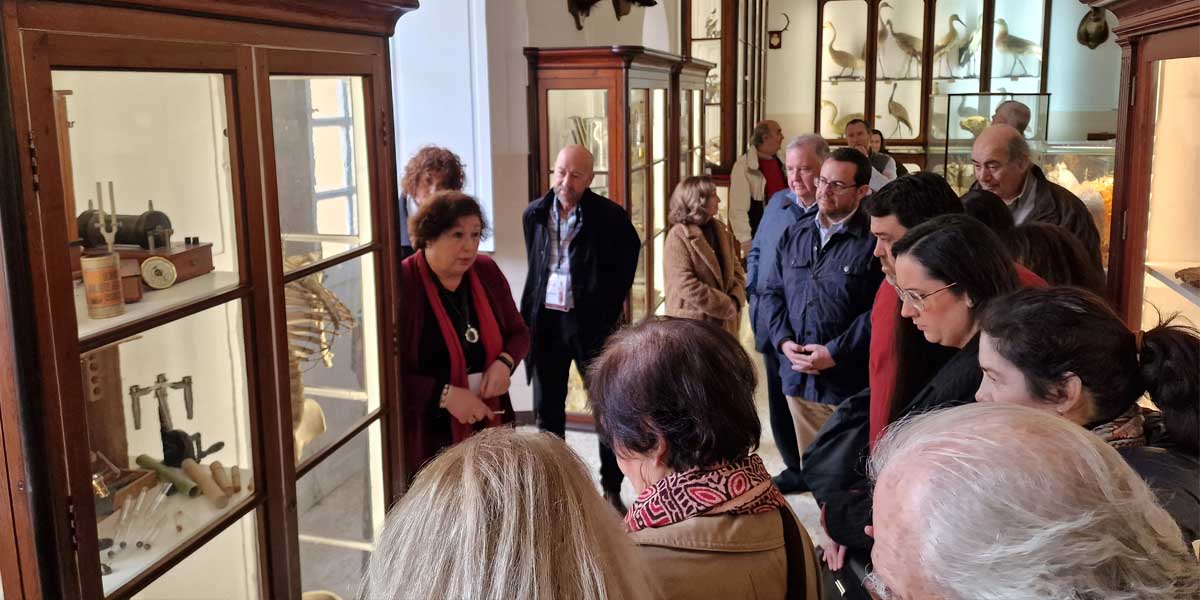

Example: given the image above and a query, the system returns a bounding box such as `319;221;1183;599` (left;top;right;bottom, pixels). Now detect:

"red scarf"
415;251;504;442
625;454;787;532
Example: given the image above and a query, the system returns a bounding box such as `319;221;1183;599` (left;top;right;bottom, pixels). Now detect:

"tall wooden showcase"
1091;0;1200;330
0;1;413;598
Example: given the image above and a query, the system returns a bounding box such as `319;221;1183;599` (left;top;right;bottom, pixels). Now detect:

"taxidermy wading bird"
958;22;983;78
822;100;864;137
995;18;1042;77
824;22;864;79
933;14;967;77
875;2;892;78
887;83;913;137
886;20;923;79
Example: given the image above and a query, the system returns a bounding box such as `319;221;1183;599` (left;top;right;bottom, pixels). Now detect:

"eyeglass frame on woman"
894;281;958;313
814;175;860;194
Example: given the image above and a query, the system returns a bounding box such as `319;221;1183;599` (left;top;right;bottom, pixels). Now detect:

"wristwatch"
496;354;515;374
438;384;451;409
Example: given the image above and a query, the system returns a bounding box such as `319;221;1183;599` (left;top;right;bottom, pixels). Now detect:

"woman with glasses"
890;213;1020;416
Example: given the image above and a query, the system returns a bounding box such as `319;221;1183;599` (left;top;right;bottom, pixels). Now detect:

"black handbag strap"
780;507;812;599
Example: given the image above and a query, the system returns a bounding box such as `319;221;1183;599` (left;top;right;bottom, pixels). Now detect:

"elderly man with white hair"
868;403;1199;600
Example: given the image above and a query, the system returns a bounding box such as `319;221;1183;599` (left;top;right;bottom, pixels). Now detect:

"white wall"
764;0;820;139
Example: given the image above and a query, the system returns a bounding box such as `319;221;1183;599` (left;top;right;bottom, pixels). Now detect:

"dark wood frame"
813;0;1051;146
0;1;413;598
1086;0;1200;325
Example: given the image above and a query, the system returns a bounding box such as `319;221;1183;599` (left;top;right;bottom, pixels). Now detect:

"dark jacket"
746;190;818;352
760;207;882;403
1122;412;1200;544
972;165;1102;270
520;188;640;377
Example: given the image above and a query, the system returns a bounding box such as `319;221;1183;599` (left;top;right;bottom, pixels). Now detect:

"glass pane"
88;302;254;595
630;89;648;169
876;0;924;82
692;89;703;144
592;172;609;199
680;91;691;157
631;248;648;322
819;0;868;139
299;423;385;599
547;89;609;173
1142;57;1200;329
1040;142;1115;269
652;232;666;308
652;89;667;162
271;77;373;270
694;149;704;176
290;254;382;464
692;0;721;38
630;168;647;241
704;104;722;167
52;71;240;342
875;0;925;142
131;511;260;600
991;0;1045;93
653;161;667;234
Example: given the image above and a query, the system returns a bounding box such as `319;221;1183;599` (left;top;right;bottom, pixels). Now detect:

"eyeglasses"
895;281;958;313
814;176;858;194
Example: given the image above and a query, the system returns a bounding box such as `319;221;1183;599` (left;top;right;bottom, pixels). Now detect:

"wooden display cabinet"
682;0;769;174
0;1;414;598
1091;0;1200;329
814;0;1051;147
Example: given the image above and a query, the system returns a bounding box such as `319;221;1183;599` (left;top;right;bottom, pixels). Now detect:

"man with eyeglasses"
760;147;883;474
970;125;1102;270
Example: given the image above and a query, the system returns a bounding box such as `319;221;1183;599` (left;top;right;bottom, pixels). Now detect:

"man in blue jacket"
760;147;881;459
746;134;827;493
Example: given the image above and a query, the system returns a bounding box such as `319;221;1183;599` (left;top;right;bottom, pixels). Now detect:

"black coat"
520;188;640;378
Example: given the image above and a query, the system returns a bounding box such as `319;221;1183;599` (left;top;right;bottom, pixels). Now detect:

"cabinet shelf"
76;271;242;351
1145;262;1200;312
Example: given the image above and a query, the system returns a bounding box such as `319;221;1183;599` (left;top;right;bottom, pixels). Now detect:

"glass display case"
991;0;1049;94
0;2;411;598
683;0;768;173
926;92;1049;194
1040;142;1117;269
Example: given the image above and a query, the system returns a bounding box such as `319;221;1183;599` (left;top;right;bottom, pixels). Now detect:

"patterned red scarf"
414;251;504;442
1091;404;1146;451
625;454;787;532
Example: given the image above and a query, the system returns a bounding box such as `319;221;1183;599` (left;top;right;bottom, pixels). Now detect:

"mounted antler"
779;13;790;32
769;13;791;49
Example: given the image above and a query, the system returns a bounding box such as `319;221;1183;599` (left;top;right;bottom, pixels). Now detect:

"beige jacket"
630;508;822;600
729;149;773;243
663;221;747;336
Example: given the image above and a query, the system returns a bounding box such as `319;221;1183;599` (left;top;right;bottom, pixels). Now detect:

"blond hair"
668;175;717;226
360;429;656;600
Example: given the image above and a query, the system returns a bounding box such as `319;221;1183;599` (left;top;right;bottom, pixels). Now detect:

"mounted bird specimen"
994;18;1042;77
823;22;864;79
957;22;983;78
612;0;657;21
705;8;719;37
1077;8;1109;49
960;115;988;138
876;2;892;79
284;252;359;462
933;14;966;78
886;20;923;79
822;99;865;137
567;0;602;30
887;83;913;138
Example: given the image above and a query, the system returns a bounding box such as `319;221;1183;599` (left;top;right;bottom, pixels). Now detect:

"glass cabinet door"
547;89;610;196
991;0;1046;93
818;0;869;139
629;89;650;320
875;0;925;142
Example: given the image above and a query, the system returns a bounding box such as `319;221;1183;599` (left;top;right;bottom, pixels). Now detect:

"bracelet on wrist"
496;354;515;374
438;384;451;409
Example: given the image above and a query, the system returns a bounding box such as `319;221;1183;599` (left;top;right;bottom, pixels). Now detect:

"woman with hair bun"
977;286;1200;542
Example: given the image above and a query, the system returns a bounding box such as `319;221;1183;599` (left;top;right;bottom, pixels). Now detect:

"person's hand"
792;343;835;374
781;340;808;367
442;386;492;425
823;538;848;571
479;359;512;399
865;525;874;539
853;143;870;158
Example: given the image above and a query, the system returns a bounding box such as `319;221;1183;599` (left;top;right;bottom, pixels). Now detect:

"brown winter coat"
663;221;747;335
630;507;822;600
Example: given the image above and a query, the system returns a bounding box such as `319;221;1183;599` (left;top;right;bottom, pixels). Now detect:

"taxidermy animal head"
613;0;658;20
1077;8;1109;50
567;0;602;30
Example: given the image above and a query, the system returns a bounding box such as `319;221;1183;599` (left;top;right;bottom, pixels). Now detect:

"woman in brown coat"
663;176;747;335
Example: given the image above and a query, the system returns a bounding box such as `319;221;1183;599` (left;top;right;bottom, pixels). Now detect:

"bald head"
552;144;595;208
971;125;1031;201
991;100;1031;133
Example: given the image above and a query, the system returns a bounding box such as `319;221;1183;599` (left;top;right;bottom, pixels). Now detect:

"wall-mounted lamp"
768;13;790;49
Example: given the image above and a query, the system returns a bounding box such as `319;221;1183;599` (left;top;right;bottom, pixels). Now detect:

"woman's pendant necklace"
464;325;480;344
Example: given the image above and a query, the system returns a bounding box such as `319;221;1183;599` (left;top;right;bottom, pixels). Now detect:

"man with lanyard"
746;134;828;494
520;144;641;513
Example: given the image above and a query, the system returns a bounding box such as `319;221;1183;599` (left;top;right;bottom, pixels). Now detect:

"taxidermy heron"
933;14;967;77
822;100;865;137
886;20;922;79
957;22;983;78
887;83;913;137
995;18;1042;77
824;22;864;79
876;2;892;78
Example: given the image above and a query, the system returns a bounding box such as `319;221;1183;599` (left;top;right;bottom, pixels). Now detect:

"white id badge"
545;272;569;311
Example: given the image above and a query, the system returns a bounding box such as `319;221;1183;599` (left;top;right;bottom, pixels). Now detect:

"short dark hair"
829;147;872;188
400;145;466;199
960;189;1014;234
864;171;962;228
408;190;491;250
587;318;760;471
892;214;1019;319
1002;223;1105;296
980;287;1199;454
844;118;869;133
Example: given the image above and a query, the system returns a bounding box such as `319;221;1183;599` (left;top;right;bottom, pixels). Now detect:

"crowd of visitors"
375;108;1198;598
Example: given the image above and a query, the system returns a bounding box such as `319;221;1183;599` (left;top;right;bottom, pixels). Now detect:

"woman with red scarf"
399;191;529;477
588;318;821;600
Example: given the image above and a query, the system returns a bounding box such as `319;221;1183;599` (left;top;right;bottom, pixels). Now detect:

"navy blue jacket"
746;190;818;352
760;207;881;403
